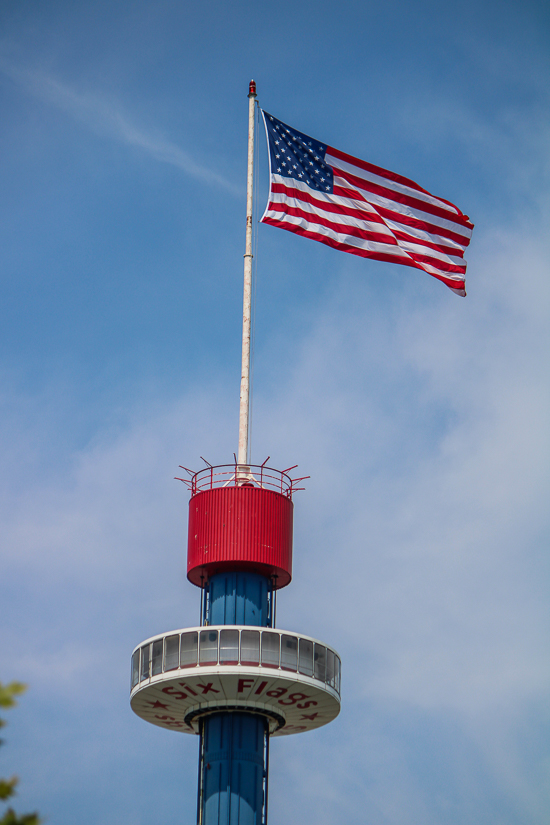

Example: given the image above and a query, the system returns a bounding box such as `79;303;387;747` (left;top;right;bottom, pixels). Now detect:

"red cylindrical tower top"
182;464;306;589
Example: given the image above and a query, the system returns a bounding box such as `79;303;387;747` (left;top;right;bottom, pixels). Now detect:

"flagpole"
237;79;257;472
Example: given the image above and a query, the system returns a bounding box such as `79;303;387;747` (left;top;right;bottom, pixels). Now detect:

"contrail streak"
0;61;240;195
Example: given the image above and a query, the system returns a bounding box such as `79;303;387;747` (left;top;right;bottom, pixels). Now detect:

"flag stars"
266;112;332;192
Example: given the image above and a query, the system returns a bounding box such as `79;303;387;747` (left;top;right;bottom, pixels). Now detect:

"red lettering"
196;682;220;695
296;699;318;710
279;692;308;706
237;678;255;693
254;680;268;695
266;687;287;699
179;682;198;696
162;686;188;700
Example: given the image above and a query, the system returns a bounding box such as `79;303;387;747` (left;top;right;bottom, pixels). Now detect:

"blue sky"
1;1;549;824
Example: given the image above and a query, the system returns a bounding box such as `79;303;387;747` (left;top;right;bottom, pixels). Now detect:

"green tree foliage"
0;683;40;825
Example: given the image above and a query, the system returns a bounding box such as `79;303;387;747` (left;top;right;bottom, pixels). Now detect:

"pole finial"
248;79;257;98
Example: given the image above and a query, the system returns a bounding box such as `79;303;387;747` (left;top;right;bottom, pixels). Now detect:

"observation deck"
130;625;341;737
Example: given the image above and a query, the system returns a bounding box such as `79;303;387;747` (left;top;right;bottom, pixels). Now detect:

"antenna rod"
237;79;257;467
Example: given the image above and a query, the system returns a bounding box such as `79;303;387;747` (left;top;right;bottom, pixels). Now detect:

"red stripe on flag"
262;216;466;292
334;185;472;248
270;183;467;258
270;182;387;227
328;145;473;223
266;201;398;247
265;205;466;274
328;145;439;196
391;229;465;259
334;165;472;230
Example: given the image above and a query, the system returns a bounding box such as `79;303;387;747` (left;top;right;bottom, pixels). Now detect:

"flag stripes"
261;111;473;295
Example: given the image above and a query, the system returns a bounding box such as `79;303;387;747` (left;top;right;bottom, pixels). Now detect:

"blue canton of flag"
263;113;334;193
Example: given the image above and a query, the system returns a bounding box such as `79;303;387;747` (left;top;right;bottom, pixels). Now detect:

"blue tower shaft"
198;572;271;825
200;712;267;825
208;572;270;627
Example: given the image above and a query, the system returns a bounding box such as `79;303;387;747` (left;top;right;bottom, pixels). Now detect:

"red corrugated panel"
187;486;293;588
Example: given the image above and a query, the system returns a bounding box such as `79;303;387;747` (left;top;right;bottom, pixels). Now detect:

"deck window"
199;630;218;665
164;635;180;671
220;629;239;664
151;640;163;676
131;650;140;688
140;644;150;682
298;638;313;677
314;644;326;682
281;635;298;671
240;630;260;665
180;632;199;668
261;632;280;668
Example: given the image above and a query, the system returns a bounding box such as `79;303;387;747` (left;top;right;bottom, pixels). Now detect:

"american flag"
261;111;474;296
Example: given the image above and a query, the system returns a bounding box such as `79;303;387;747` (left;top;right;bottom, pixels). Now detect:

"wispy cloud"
0;60;240;194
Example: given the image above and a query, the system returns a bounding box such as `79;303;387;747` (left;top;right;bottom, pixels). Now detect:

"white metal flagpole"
237;79;257;472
